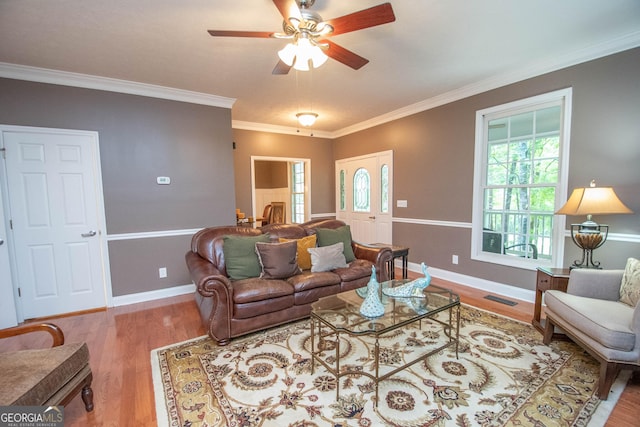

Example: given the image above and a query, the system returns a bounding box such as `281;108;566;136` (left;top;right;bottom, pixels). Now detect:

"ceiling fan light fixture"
296;112;318;127
277;43;297;66
278;35;328;71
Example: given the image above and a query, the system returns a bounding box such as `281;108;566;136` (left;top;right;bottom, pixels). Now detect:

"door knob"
368;216;376;220
0;238;4;245
81;230;97;237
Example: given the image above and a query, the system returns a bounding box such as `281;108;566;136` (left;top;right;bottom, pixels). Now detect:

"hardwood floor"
3;272;638;426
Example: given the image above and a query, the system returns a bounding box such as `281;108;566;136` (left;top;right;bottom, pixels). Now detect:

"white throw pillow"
619;257;640;307
308;242;348;272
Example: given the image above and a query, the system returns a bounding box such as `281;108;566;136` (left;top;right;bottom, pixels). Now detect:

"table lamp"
555;180;632;269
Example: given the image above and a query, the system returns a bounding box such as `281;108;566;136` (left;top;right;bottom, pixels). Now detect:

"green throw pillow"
315;225;356;263
223;234;271;280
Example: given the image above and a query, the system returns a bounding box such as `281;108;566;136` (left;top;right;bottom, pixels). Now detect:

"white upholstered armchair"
543;267;640;399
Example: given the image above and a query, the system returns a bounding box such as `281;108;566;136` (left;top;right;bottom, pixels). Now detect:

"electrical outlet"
452;255;459;265
397;200;408;208
159;267;167;278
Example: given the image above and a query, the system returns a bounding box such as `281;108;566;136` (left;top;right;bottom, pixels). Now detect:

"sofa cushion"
255;241;301;279
261;223;307;240
287;271;341;293
333;258;375;282
279;234;316;270
0;342;89;406
232;277;294;304
308;242;348;272
619;257;640;307
223;234;271;280
315;225;356;262
234;295;295;319
545;290;635;351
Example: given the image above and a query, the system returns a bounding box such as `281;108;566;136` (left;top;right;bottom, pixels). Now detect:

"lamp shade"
556;186;633;215
277;38;328;71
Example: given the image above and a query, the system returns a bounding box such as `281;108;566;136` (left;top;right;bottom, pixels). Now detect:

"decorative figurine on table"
359;266;385;318
400;297;429;315
382;262;431;298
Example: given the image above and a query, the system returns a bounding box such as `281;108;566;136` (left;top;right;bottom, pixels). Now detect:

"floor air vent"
484;295;518;306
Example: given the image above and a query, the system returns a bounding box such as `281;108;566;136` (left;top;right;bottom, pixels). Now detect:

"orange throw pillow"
279;234;316;270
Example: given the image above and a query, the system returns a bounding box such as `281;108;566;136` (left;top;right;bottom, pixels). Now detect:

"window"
353;167;370;212
291;161;305;223
472;89;572;269
380;164;389;213
339;169;346;211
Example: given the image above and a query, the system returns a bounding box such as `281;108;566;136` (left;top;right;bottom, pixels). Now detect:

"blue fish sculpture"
382;262;431;298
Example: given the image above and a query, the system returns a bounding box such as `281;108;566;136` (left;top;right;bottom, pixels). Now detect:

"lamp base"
569;248;602;269
568;225;608;269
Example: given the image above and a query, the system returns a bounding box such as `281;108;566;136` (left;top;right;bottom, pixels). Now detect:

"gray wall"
0;78;235;297
334;47;640;291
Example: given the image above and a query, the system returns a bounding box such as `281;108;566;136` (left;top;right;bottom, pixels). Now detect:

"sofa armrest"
0;323;65;347
632;303;640;336
186;251;235;343
186;251;232;296
352;242;393;282
566;269;624;301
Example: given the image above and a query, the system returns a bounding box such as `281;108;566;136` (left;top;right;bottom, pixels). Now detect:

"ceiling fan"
207;0;396;74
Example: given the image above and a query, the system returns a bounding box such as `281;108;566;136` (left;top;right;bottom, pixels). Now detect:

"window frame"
471;88;572;270
290;161;305;224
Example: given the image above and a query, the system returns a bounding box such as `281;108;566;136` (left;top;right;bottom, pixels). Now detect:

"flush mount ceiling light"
296;112;318;127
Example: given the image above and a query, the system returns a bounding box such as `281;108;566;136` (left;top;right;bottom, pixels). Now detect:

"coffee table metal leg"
455;305;460;359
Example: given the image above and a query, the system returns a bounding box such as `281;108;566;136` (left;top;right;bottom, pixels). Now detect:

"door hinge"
0;147;5;159
18;288;21;297
9;219;13;230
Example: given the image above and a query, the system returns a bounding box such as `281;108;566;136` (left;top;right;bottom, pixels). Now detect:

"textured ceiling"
1;0;639;136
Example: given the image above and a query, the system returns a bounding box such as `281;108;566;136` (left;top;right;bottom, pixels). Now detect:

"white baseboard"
111;283;195;307
112;263;535;308
403;261;536;303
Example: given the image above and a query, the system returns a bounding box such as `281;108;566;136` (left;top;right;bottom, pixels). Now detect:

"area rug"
151;305;628;427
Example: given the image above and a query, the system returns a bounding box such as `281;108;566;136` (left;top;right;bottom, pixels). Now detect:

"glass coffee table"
310;279;460;407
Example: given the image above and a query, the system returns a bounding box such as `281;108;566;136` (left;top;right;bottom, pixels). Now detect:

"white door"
1;126;108;319
0;193;18;328
336;151;393;244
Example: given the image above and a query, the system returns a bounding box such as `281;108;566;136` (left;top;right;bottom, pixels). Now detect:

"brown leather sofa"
186;219;392;345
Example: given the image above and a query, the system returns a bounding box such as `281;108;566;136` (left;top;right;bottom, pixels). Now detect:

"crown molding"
232;120;333;139
331;31;640;138
2;31;639;138
0;62;235;108
228;32;640;138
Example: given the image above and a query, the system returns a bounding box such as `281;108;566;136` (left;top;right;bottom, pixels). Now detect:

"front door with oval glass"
335;151;392;244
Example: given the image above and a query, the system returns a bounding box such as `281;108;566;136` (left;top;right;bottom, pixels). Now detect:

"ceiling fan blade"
272;0;302;24
323;40;369;70
208;30;273;38
324;3;396;36
272;60;292;75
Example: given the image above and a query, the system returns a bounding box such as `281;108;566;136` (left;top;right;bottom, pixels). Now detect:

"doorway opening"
251;156;311;224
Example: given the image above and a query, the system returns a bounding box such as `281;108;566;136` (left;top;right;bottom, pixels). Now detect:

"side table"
370;243;409;279
533;267;570;334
